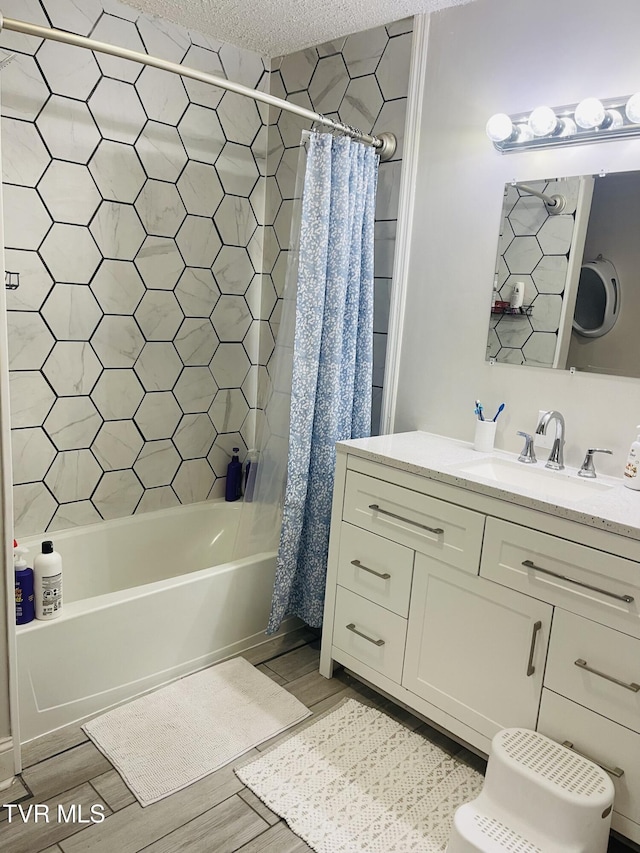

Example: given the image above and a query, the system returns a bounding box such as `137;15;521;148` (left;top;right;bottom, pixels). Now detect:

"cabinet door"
403;554;552;740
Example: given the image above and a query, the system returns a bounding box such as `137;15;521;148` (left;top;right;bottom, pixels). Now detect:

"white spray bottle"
33;540;63;620
623;426;640;490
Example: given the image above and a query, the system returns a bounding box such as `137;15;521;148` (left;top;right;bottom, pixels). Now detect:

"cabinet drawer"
546;609;640;734
480;518;640;638
337;523;414;617
333;586;407;683
343;470;485;573
538;689;640;838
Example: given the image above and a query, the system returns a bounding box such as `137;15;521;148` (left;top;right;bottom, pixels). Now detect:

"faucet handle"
578;448;612;479
517;431;537;464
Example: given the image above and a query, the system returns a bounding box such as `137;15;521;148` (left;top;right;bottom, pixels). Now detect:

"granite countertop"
337;431;640;541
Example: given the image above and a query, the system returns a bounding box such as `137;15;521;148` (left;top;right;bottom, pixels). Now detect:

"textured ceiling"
124;0;475;57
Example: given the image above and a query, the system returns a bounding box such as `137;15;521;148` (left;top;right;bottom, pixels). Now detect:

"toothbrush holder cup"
473;419;497;453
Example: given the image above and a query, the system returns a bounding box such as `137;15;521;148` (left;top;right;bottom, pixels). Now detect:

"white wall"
394;0;640;477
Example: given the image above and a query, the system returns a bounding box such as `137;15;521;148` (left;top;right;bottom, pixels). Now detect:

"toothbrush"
492;403;505;422
474;400;484;421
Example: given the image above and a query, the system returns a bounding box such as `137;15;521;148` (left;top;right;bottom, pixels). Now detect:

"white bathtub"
16;500;286;743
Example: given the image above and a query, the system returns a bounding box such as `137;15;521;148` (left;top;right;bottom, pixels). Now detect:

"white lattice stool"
447;728;615;853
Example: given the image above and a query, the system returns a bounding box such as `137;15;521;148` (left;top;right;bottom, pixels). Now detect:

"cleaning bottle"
225;448;243;501
14;540;35;625
623;426;640;490
33;540;63;620
244;449;258;502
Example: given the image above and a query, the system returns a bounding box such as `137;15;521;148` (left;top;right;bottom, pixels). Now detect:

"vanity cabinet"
320;445;640;844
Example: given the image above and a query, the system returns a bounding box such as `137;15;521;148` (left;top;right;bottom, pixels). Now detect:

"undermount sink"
453;456;614;502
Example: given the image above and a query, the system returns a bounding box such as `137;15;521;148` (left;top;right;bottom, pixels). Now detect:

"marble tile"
181;45;225;110
1;117;50;187
174;318;218;366
13;482;57;538
274;148;299;202
178;104;225;165
9;371;56;429
530;294;563;333
134;392;182;440
175;268;219;317
258;320;275;365
42;341;102;395
46;0;103;36
3;185;52;251
172;458;215;503
40;224;101;283
2;54;49;122
340;75;383;132
134;342;183;390
92;421;143;470
504;236;543;275
371;98;407;162
36;96;101;164
92;15;146;84
216;142;260;197
91;369;144;420
91;315;145;368
308;54;349;114
376;32;412;100
532;255;568;294
91;260;145;315
538;214;575;255
173;367;218;413
92;469;143;519
316;37;347;57
210;343;251;388
386;18;413;37
136;13;191;63
373;331;388;387
91;201;146;261
36;39;100;99
173;413;216;459
5;250;53;312
212;295;252;342
0;0;49;54
43;397;102;451
376;160;402;221
273;199;293;249
276;90;313;148
494;315;533;349
217;92;262;146
89;140;146;203
89;79;147;145
135;66;189;125
11;427;56;484
135;290;183;341
374;278;392;333
7;312;54;370
177;161;224;217
38;161;101;226
522;332;558;368
209;388;249;433
499;218;515;255
343;28;388;77
135;237;185;290
49;500;103;530
101;0;140;21
509;196;549;236
250;179;266;227
135;180;186;238
176;216;222;268
133;440;181;487
219;44;265;89
212;247;254;296
135;121;188;182
214;196;257;247
44;450;102;502
279;49;317;94
135;486;180;514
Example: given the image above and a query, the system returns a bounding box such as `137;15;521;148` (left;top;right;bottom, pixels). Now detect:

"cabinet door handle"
562;741;624;778
346;623;385;646
574;658;640;693
526;620;542;676
522;560;635;603
368;504;444;535
350;559;391;580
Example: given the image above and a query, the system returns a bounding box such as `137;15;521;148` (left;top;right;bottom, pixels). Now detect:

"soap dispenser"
623;426;640;490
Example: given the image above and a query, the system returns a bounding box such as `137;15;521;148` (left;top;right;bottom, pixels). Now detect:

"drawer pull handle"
561;741;624;778
350;559;391;580
368;504;444;535
574;658;640;693
526;620;542;676
521;560;635;603
346;623;385;646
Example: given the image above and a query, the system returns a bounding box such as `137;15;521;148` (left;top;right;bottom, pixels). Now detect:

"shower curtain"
264;131;378;633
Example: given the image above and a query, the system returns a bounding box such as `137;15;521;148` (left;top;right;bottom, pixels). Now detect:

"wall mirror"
486;170;640;379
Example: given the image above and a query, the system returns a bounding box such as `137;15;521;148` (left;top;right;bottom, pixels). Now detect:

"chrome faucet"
578;448;612;478
535;410;565;470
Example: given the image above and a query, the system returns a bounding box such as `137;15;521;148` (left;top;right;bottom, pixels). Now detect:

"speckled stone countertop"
337;431;640;542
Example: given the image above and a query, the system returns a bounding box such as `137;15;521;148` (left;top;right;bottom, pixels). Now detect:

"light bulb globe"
607;109;624;129
528;106;558;137
514;124;533;143
486;113;514;142
558;118;577;137
574;97;605;129
625;93;640;124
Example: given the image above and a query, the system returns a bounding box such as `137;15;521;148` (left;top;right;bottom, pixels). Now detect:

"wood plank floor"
0;627;634;853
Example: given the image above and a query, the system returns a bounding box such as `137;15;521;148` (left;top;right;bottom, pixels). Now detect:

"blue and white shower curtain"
267;132;378;633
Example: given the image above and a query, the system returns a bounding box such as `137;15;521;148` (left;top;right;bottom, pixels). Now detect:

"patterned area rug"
235;698;484;852
83;657;311;806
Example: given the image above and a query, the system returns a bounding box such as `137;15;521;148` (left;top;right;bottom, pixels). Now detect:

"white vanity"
319;431;640;844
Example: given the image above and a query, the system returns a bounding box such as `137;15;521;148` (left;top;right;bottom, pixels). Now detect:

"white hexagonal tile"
89;79;147;145
339;75;383;133
178;104;225;165
504;236;543;275
176;217;221;268
249;178;266;227
372;99;407;161
208;388;248;434
136;14;191;63
495;316;532;349
7;312;54;370
14;482;57;538
36;39;101;99
90;202;146;261
2;54;49;122
36;96;101;164
47;0;103;36
211;296;251;342
91;260;145;314
376;32;412;100
135;291;183;340
522;332;557;367
92;15;146;83
44;397;102;450
174;413;215;459
11;427;56;484
135;121;187;182
134;440;181;487
45;450;102;502
0;0;49;54
3;185;51;251
273;199;293;249
214;197;257;247
509;196;549;237
135;237;185;290
279;49;317;94
537;215;575;255
215;143;259;197
40;224;101;283
92;420;143;471
172;458;214;503
135;487;180;513
209;342;250;388
135;65;188;124
180;45;225;110
135;180;186;238
38;161;101;225
43;342;102;396
177;161;224;216
2;117;50;187
219;44;264;89
532;255;568;295
274;147;299;202
309;54;349;114
135;342;182;390
48;500;103;531
41;285;102;340
91;369;144;420
5;250;52;312
9;371;55;429
134;391;182;439
173;367;218;413
217;91;261;146
211;246;254;296
530;294;564;333
175;268;219;317
92;469;143;520
276;90;312;149
174;319;218;366
91;315;145;368
343;28;387;77
89;140;146;203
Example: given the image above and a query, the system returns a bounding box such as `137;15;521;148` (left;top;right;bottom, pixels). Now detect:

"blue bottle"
225;447;243;501
14;544;35;625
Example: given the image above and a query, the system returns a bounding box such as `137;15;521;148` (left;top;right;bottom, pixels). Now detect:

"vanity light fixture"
487;94;640;152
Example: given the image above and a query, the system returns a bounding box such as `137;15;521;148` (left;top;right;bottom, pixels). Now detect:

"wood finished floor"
0;627;634;853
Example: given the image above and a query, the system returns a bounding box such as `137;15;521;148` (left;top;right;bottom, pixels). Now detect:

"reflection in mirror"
486;171;640;379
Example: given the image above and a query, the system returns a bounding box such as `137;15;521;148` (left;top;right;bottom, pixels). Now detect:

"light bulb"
625;93;640;123
528;106;558;137
486;113;514;142
607;108;624;129
575;97;605;129
514;123;533;143
558;117;577;137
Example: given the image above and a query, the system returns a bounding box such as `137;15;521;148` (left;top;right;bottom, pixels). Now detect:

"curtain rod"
0;13;397;161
